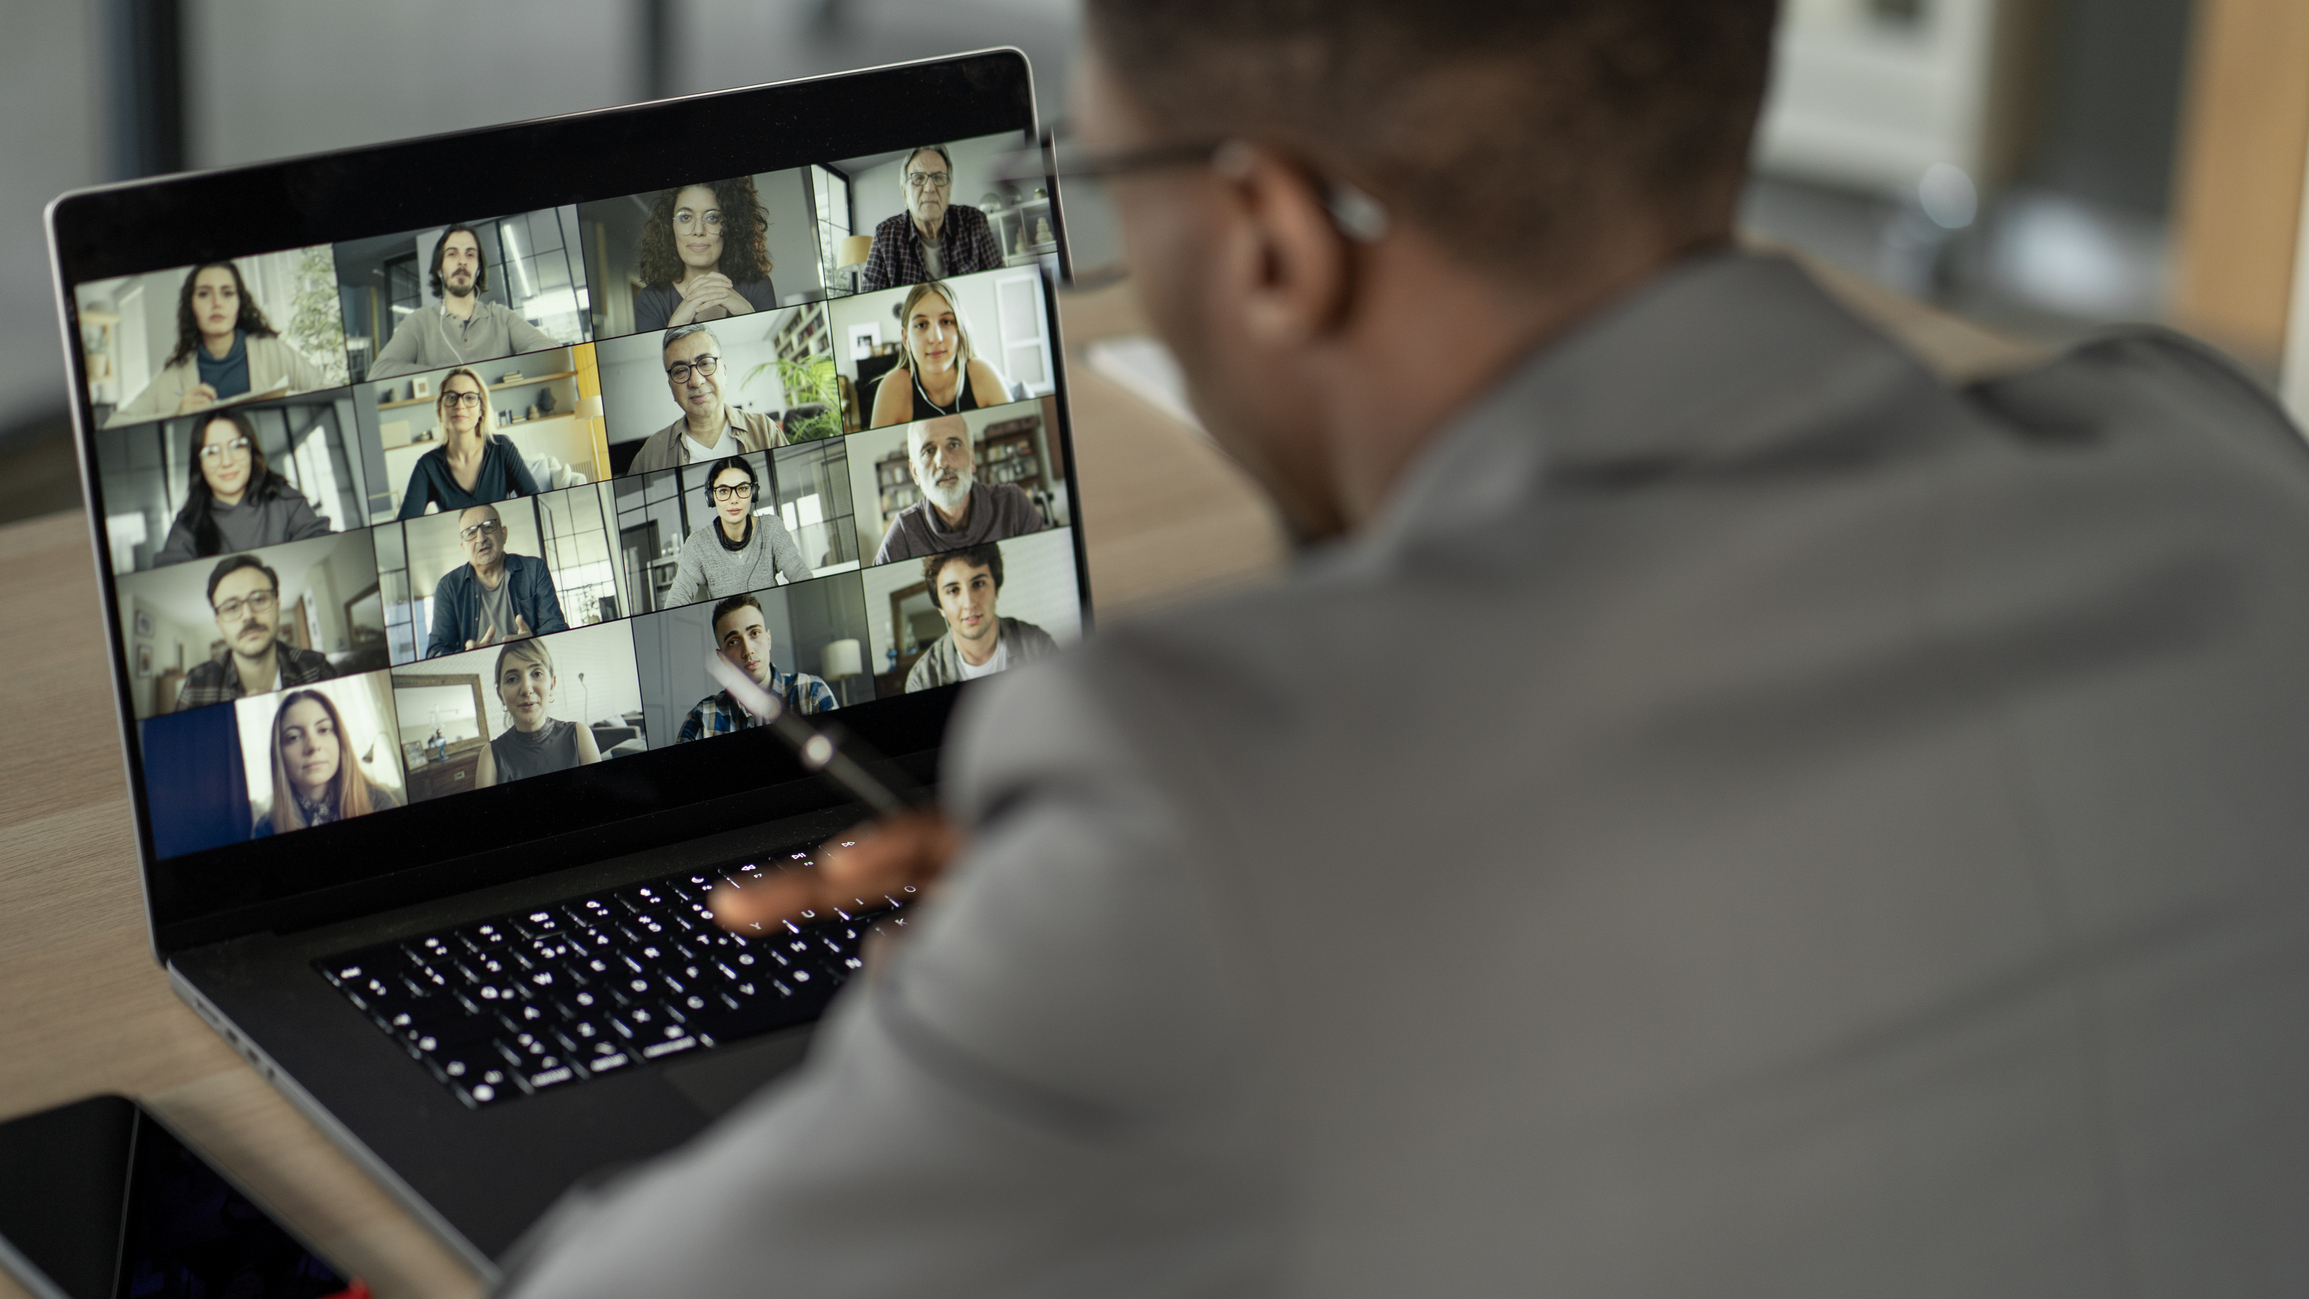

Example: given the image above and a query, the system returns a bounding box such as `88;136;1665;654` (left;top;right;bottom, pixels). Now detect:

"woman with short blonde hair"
487;636;603;783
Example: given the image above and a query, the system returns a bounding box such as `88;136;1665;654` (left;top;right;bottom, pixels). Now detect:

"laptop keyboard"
316;846;912;1108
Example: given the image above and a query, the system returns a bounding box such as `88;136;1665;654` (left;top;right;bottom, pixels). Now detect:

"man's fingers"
709;812;958;934
513;614;532;637
710;872;822;932
818;812;954;898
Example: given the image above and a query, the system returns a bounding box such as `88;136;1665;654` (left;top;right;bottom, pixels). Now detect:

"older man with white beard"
871;413;1046;563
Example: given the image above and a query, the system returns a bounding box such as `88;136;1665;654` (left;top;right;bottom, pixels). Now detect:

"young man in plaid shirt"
676;592;838;742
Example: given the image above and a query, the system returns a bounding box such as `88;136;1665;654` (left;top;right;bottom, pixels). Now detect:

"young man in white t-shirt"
903;541;1059;691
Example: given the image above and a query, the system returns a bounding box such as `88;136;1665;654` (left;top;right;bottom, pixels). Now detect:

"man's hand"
712;810;958;938
466;621;501;651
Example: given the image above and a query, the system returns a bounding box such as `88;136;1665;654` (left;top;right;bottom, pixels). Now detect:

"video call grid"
73;130;1085;855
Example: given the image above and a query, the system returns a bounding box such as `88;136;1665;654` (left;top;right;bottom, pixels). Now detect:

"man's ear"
1210;143;1355;347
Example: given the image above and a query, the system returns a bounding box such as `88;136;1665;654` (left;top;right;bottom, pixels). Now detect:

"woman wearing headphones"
662;454;811;607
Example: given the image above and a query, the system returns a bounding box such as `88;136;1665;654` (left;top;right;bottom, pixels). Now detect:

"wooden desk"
0;266;2017;1298
0;281;1284;1299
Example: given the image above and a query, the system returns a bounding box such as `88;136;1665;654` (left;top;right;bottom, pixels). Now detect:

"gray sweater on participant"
873;481;1046;564
663;514;811;607
152;486;330;567
369;300;561;378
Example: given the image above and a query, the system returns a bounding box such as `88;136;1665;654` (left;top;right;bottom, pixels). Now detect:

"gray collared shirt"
503;252;2309;1297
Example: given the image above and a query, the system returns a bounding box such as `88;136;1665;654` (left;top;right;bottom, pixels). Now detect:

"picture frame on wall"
133;608;153;638
134;641;152;678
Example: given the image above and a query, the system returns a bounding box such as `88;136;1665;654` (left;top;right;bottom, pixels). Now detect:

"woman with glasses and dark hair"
253;689;399;836
109;261;332;425
663;455;810;606
859;145;1007;292
867;279;1013;429
485;637;603;784
633;180;779;332
397;367;542;519
152;412;331;567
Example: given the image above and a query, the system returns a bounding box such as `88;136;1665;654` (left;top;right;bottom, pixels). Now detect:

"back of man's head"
1083;0;1779;279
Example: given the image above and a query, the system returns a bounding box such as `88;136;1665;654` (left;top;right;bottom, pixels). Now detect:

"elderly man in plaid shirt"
859;144;1007;292
677;592;838;742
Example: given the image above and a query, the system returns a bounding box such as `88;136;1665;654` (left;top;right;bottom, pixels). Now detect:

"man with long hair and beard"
369;224;561;378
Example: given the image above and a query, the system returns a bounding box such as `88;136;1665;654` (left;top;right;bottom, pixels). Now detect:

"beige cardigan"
108;334;334;426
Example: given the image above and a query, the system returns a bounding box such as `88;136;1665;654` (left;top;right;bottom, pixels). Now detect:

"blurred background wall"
4;0;2307;520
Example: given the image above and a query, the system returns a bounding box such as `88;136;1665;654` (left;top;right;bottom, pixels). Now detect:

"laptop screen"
48;54;1086;947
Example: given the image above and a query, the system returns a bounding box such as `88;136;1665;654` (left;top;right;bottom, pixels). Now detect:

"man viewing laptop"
505;0;2309;1293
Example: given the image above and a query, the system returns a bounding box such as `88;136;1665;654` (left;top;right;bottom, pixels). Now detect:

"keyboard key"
510;909;567;939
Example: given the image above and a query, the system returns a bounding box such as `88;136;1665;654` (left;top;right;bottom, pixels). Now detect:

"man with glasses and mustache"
859;144;1007;292
173;555;339;710
424;504;568;658
627;324;786;473
872;413;1044;564
369;224;563;379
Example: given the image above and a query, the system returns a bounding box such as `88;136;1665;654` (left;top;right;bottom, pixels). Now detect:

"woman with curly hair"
633;179;778;331
109;261;331;425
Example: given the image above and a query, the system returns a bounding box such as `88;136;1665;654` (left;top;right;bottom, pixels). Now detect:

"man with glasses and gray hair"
173;555;339;710
860;144;1007;292
626;323;787;474
425;504;568;657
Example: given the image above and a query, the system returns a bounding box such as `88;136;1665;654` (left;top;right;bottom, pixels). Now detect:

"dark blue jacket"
426;553;568;658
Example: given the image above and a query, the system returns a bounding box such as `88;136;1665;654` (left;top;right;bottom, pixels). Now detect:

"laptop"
45;49;1089;1275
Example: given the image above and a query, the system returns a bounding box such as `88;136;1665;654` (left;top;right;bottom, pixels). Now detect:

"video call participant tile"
75;246;351;429
114;530;388;722
349;346;611;525
91;387;370;576
573;168;832;343
333;209;590;382
628;571;876;749
825;267;1052;433
591;304;840;477
392;622;649;804
859;527;1081;696
845;397;1069;566
382;483;625;665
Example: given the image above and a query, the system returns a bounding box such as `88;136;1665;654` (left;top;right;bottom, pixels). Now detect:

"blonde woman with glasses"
396;366;541;519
